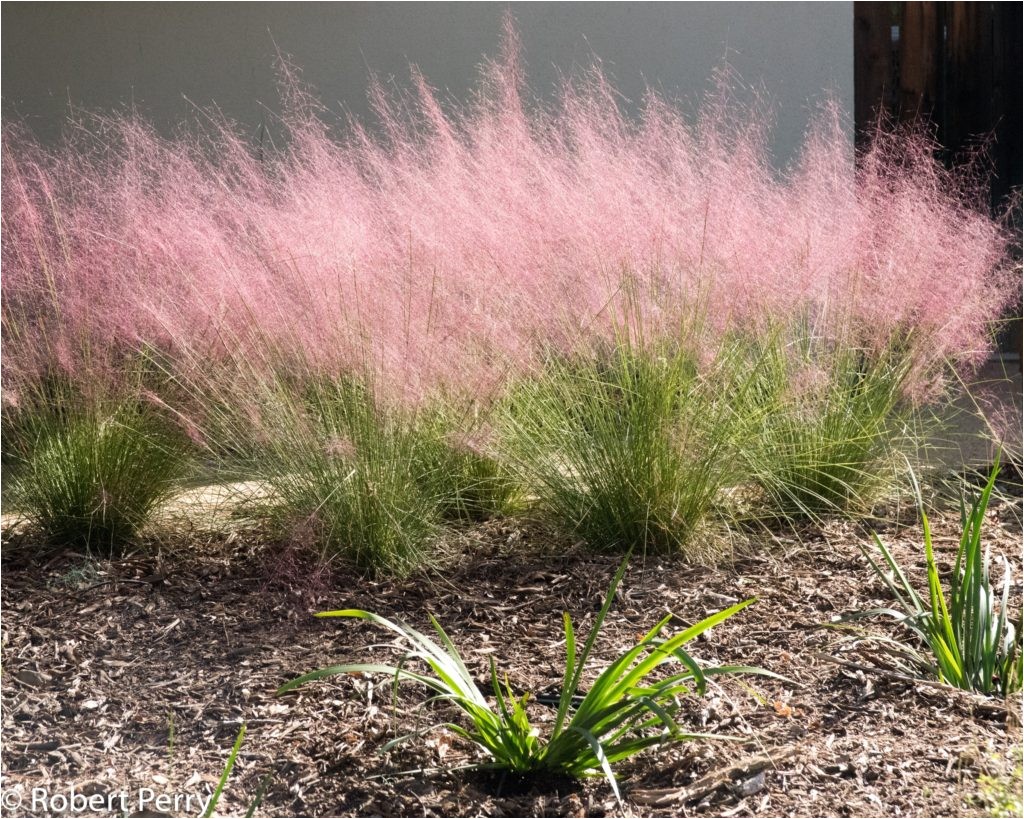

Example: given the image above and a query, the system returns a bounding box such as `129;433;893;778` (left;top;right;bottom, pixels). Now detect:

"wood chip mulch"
2;502;1021;818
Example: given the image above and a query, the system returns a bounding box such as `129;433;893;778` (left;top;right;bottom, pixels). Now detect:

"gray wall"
2;2;853;164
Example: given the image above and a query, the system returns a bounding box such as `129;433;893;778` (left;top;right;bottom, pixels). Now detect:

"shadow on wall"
0;2;854;166
929;360;1023;473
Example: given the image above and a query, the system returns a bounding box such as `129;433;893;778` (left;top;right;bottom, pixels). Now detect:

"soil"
1;497;1021;818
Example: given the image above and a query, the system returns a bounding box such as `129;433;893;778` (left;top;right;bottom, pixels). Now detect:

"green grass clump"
858;459;1022;696
151;340;518;571
280;555;770;801
499;339;747;556
737;329;920;520
411;405;520;522
5;398;187;553
254;376;440;576
975;748;1023;818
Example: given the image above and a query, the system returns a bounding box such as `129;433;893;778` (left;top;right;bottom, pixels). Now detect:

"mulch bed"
2;501;1021;818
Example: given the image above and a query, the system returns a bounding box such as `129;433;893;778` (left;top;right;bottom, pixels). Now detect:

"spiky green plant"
857;459;1022;696
279;556;768;801
5;397;187;553
499;337;749;556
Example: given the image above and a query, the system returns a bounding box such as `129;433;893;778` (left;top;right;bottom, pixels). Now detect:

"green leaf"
204;723;246;818
566;725;620;804
289;550;765;786
854;456;1020;696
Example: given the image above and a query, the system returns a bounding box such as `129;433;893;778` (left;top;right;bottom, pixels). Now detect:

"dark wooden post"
990;2;1023;213
853;2;897;149
897;2;939;119
855;1;1022;357
855;1;1021;189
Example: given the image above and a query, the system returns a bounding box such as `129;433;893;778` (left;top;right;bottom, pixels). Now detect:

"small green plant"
280;555;768;800
500;337;748;556
6;398;187;553
201;723;270;819
167;711;176;765
737;327;919;520
203;724;246;818
975;747;1024;818
47;560;100;590
857;459;1022;696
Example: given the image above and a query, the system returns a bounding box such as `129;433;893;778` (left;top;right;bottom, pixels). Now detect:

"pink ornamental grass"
2;25;1017;407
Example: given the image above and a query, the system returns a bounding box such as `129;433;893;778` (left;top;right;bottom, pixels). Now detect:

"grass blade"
203;723;246;818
